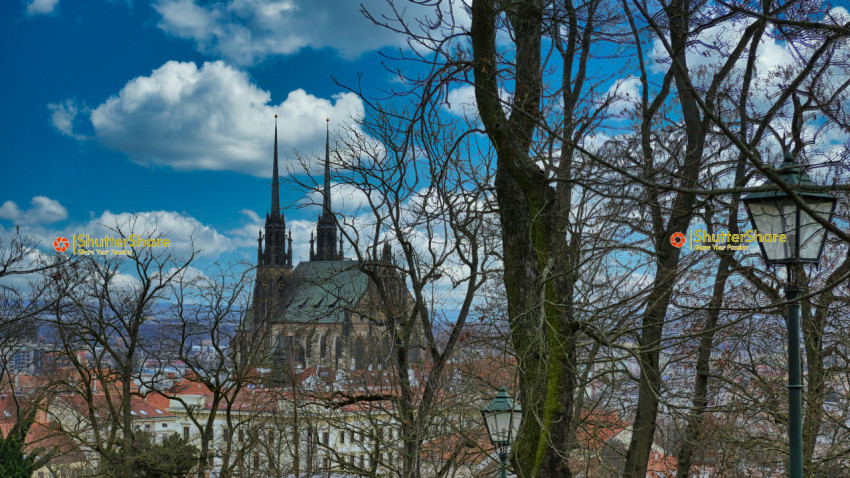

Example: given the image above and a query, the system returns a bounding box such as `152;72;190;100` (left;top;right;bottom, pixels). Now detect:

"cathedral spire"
323;118;331;215
312;119;340;261
271;114;280;218
260;115;291;269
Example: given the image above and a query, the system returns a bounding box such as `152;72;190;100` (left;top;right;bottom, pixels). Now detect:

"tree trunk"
472;1;583;475
622;0;705;474
803;255;850;473
675;253;732;476
123;358;134;477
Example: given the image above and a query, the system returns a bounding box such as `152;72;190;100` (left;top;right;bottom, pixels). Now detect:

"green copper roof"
280;260;370;324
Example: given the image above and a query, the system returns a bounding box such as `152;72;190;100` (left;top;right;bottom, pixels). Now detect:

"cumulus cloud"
826;6;850;25
444;85;478;118
84;210;238;257
602;77;641;118
648;18;800;88
224;208;279;254
1;206;264;263
83;60;363;176
153;0;444;64
48;99;88;140
25;0;59;15
443;83;510;120
648;19;807;91
648;15;850;134
0;196;68;225
286;219;320;263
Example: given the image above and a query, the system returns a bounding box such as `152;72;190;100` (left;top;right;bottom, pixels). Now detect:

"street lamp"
481;386;521;478
743;150;837;478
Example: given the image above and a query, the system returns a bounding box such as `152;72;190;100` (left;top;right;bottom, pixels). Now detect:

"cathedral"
248;118;405;372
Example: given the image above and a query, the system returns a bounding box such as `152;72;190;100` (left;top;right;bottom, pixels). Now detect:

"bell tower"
311;118;343;261
254;115;294;323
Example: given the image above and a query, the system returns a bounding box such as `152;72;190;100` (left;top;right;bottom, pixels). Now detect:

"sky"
2;0;848;284
1;0;455;269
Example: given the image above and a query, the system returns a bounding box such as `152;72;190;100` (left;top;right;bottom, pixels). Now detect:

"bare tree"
43;219;195;476
141;261;268;478
285;98;500;478
0;230;63;476
355;0;850;476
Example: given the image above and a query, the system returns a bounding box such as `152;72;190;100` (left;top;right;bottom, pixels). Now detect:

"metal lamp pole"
743;150;837;477
497;443;508;478
786;194;804;478
786;266;803;478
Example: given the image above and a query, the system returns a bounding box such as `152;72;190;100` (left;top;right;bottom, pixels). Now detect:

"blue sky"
1;0;450;267
3;0;848;281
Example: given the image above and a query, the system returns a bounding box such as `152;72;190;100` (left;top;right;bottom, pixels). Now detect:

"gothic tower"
310;119;343;261
253;115;293;322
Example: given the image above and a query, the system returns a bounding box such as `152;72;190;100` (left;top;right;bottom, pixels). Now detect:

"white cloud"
648;17;849;120
0;202;21;222
153;0;442;64
602;77;641;117
0;196;68;225
443;84;510;120
826;6;850;25
157;265;208;287
84;60;364;176
48;99;88;140
225;209;266;249
444;85;478;118
25;0;58;15
85;210;238;257
285;218;320;263
0;231;53;292
1;206;263;263
649;19;794;81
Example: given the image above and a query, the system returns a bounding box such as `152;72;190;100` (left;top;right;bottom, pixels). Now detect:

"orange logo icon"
53;236;69;252
670;232;686;248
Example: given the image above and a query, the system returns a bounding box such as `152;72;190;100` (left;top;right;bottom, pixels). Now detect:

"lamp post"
481;386;521;478
743;150;837;478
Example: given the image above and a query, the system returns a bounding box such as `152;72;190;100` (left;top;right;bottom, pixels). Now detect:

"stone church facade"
248;118;405;372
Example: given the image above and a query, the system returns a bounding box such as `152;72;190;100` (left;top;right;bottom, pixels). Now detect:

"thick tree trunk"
473;1;546;476
494;163;549;477
622;266;678;478
472;1;583;475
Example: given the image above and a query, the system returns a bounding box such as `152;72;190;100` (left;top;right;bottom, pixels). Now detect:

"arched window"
333;335;342;368
305;333;313;360
354;339;365;370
